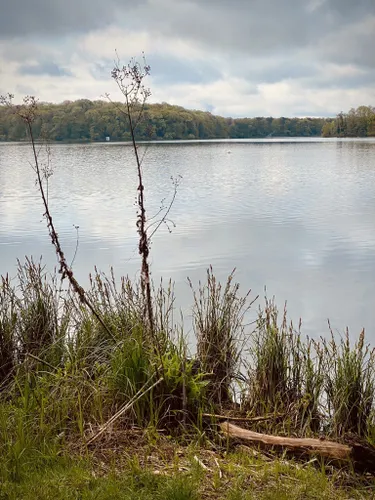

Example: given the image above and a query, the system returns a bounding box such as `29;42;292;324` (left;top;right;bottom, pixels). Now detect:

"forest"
322;105;375;137
1;100;374;142
0;99;328;142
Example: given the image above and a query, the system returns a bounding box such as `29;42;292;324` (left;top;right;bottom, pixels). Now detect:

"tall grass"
0;258;374;483
189;267;255;406
246;298;324;434
0;273;16;387
245;298;375;440
323;327;375;438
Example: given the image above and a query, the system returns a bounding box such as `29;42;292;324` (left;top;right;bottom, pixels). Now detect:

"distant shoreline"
3;136;375;145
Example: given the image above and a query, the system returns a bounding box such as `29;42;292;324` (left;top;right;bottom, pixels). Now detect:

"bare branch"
1;94;115;341
148;175;182;242
110;55;157;353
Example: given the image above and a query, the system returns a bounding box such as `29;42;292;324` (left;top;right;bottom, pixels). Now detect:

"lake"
0;138;374;342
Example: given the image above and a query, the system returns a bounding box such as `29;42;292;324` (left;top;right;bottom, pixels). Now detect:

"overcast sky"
0;0;374;117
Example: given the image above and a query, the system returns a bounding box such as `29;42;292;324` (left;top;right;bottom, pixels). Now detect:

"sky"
0;0;374;117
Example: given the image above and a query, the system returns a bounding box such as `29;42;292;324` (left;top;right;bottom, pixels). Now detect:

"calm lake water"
0;139;374;341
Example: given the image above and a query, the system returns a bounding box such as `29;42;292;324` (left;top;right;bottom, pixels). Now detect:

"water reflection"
0;139;374;340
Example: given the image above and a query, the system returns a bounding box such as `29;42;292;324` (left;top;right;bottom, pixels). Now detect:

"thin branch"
86;376;163;445
148;176;181;242
70;224;80;269
111;57;157;350
0;94;115;341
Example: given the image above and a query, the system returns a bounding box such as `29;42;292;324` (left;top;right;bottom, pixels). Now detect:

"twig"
193;455;211;471
26;352;58;371
214;457;222;478
148;176;181;242
70;224;80;269
86;377;163;445
182;345;187;428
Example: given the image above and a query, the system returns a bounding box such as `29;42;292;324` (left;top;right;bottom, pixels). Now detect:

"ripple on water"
0;139;375;340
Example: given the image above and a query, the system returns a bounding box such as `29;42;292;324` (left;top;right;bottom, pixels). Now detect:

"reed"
322;326;375;438
189;267;255;407
246;298;324;435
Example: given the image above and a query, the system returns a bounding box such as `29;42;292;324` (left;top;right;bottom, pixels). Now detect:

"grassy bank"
0;260;374;497
1;441;374;499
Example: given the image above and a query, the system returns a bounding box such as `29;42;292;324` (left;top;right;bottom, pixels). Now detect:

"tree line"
0;99;329;142
321;105;375;138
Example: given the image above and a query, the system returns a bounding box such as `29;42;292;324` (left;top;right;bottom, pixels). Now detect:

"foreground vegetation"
2;440;374;499
0;261;374;497
0;99;328;142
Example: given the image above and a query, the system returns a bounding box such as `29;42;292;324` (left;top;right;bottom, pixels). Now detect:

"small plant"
248;299;293;414
161;475;199;500
110;56;181;367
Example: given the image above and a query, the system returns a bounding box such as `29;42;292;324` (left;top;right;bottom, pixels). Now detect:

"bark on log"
220;421;375;472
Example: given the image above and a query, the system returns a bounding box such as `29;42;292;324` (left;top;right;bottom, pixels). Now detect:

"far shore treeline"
0;100;374;142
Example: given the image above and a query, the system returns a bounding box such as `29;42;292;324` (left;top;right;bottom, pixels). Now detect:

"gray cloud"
2;0;374;52
0;0;143;39
1;0;374;69
322;0;375;23
0;0;374;115
133;1;315;56
305;68;375;91
19;61;73;77
240;59;319;85
317;18;375;69
131;0;374;63
90;54;222;85
90;62;112;81
148;54;222;85
15;83;37;95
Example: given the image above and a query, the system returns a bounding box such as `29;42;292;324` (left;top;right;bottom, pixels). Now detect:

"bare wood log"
220;421;351;460
220;422;375;472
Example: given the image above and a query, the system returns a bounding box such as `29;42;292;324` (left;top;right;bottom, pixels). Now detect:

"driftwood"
220;421;375;472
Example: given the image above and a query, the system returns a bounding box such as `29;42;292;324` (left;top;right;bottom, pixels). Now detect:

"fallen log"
220;421;375;472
